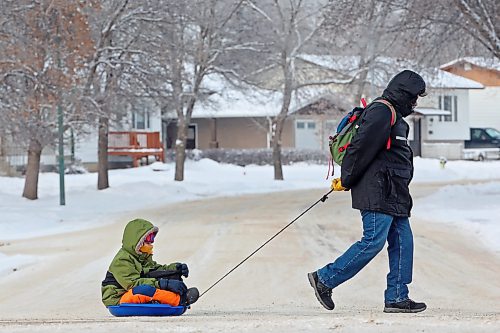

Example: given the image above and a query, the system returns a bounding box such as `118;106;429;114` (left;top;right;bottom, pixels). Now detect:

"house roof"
440;57;500;72
192;91;282;118
189;75;341;119
159;74;281;119
424;69;483;89
165;55;483;120
191;76;283;118
291;97;347;117
298;54;484;89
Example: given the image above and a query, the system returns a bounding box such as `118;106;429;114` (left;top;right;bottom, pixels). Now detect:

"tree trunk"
353;67;369;105
272;117;284;180
174;119;187;181
97;116;109;190
272;60;293;180
22;139;42;200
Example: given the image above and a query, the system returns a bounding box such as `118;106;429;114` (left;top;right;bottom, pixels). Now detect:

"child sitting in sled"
101;218;199;307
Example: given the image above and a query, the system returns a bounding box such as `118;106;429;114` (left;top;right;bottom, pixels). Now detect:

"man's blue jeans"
317;210;414;303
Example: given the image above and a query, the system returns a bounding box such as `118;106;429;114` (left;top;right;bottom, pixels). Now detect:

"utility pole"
58;103;66;205
55;11;65;206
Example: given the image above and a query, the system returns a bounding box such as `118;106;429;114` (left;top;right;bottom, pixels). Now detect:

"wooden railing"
108;131;164;167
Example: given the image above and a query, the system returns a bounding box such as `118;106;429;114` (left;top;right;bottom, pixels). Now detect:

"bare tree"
454;0;499;59
227;0;337;180
144;0;245;181
394;0;498;62
0;1;94;199
82;0;161;189
321;0;451;102
324;0;400;103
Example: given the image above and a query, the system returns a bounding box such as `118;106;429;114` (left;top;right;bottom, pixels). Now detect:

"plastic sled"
108;303;187;317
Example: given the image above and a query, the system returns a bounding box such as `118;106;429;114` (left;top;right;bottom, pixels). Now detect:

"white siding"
421;142;463;160
74;126;98;164
469;87;500;131
74;99;162;164
421;89;470;141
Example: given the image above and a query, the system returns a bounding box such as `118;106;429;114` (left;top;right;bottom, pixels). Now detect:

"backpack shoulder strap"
372;99;397;126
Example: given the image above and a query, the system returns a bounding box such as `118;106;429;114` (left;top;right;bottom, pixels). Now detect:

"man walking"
308;70;427;313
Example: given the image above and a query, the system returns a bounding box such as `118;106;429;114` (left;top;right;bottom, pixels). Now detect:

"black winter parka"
340;70;426;217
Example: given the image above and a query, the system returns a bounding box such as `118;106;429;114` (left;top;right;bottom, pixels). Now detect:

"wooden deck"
108;131;164;167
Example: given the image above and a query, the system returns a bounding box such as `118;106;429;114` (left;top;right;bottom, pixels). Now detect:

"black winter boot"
308;272;335;310
384;299;427;313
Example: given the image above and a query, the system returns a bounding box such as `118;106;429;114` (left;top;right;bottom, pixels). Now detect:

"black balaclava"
382;70;427;117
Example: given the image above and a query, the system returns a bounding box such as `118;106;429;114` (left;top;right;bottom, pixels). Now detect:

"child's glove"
331;178;348;191
176;263;189;278
159;279;187;295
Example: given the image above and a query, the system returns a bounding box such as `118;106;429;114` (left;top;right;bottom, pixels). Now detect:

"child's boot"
186;287;199;305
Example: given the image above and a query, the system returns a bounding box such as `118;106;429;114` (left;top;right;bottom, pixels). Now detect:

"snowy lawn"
1;157;499;249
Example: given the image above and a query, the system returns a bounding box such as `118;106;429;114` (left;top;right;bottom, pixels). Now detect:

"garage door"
295;120;319;149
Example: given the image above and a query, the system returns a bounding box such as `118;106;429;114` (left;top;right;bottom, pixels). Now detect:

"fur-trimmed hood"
121;218;158;258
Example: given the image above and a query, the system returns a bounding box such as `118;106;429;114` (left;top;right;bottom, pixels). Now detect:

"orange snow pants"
120;285;180;306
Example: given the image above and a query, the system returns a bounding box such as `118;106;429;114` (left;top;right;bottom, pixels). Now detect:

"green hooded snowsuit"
101;218;178;306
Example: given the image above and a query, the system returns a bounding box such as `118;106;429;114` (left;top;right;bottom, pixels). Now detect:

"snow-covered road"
0;185;499;332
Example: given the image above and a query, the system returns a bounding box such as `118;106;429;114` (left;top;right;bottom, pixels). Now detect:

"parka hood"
382;70;427;117
121;218;158;257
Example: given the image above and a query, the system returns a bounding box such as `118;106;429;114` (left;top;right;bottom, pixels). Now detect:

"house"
407;69;484;159
3;56;486;173
163;77;297;151
162;94;346;158
440;57;500;131
0;134;58;174
291;56;485;159
289;96;347;151
162;60;485;161
0;95;165;173
73;98;164;171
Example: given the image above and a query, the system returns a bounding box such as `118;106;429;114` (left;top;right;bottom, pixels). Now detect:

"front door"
409;118;422;156
164;122;197;149
295;120;318;149
186;124;197;149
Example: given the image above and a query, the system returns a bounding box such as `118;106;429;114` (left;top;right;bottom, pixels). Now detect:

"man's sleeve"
341;104;392;188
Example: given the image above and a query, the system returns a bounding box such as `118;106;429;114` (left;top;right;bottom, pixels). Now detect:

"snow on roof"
440;57;500;71
165;55;483;120
192;76;282;118
189;74;321;119
414;108;451;116
188;74;281;118
422;68;483;89
298;54;484;89
160;75;283;119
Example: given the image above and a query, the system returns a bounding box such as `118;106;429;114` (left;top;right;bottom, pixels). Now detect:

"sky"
1;158;500;276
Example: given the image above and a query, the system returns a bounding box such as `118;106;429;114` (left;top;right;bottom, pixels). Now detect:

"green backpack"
328;99;396;170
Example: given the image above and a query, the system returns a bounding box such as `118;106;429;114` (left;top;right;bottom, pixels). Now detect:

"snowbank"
0;157;499;245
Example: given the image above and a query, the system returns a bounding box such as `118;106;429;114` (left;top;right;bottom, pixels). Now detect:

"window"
471;129;484;140
438;95;458;122
485;128;500;139
454;96;458;122
132;110;150;130
296;121;316;129
40;106;54;122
